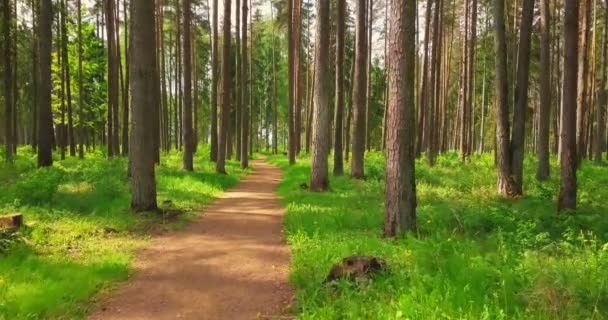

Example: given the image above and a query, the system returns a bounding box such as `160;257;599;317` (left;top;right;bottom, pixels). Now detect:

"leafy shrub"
9;167;64;206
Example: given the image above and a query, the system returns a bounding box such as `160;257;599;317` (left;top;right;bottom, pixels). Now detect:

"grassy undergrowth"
269;152;608;320
0;146;246;319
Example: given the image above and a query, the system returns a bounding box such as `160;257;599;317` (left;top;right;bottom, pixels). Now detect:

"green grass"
0;146;247;319
269;152;608;320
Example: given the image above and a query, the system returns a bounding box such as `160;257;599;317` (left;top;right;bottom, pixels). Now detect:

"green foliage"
269;152;608;320
60;21;108;132
0;146;246;319
8;167;65;206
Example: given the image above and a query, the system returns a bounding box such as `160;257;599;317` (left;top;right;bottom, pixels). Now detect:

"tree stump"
324;256;387;283
0;213;23;233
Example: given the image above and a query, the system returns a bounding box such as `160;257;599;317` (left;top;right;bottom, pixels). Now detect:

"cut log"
0;213;24;232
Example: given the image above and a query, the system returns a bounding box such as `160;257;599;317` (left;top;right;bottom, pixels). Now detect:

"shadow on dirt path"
90;159;293;320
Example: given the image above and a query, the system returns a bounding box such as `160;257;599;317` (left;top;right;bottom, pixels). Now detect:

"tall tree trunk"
351;0;369;179
192;29;199;154
59;11;66;160
3;0;14;162
38;0;54;167
121;0;130;156
595;1;608;164
537;0;552;180
310;0;330;192
586;1;597;160
365;0;373;151
271;4;278;155
176;0;183;151
61;0;76;157
552;0;561;155
294;0;302;155
210;0;219;161
381;0;389;152
115;0;124;156
77;0;85;158
216;0;231;174
182;0;194;171
333;0;345;176
417;0;433;157
11;0;17;154
32;0;38;152
384;0;416;237
493;0;514;196
577;0;590;163
235;0;241;162
106;0;119;158
240;0;249;169
306;56;315;153
287;0;296;164
160;0;168;152
130;0;158;212
464;0;477;160
426;0;442;166
509;0;534;195
559;0;579;211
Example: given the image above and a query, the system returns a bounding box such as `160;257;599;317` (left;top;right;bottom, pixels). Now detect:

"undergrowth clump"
269;152;608;320
0;146;246;319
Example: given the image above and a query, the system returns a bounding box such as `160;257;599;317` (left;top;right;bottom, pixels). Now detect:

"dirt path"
91;159;292;320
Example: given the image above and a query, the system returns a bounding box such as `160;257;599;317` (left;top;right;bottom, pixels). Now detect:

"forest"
0;0;607;319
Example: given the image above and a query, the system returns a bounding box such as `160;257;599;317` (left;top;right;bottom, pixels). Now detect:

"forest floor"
268;152;608;320
90;159;293;320
0;146;249;319
2;148;608;319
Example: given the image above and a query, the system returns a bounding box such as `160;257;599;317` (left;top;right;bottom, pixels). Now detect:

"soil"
90;159;293;320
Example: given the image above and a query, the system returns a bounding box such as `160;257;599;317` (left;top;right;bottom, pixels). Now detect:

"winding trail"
91;159;292;320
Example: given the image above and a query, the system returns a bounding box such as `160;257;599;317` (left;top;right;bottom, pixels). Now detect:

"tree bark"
426;0;442;166
271;4;278;155
121;0;130;156
463;0;477;161
31;0;38;152
216;0;232;174
559;0;579;211
105;0;119;158
537;0;552;180
3;0;14;162
417;0;433;157
384;0;416;237
510;0;534;195
333;0;345;176
130;0;158;212
294;0;302;155
345;60;354;161
240;0;249;169
351;0;369;179
365;0;373;151
37;0;54;167
77;0;85;158
59;9;66;160
210;0;219;161
595;1;608;164
493;0;514;195
231;0;239;162
287;0;296;164
310;0;330;192
160;0;169;152
182;0;194;171
576;0;590;163
60;0;76;157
